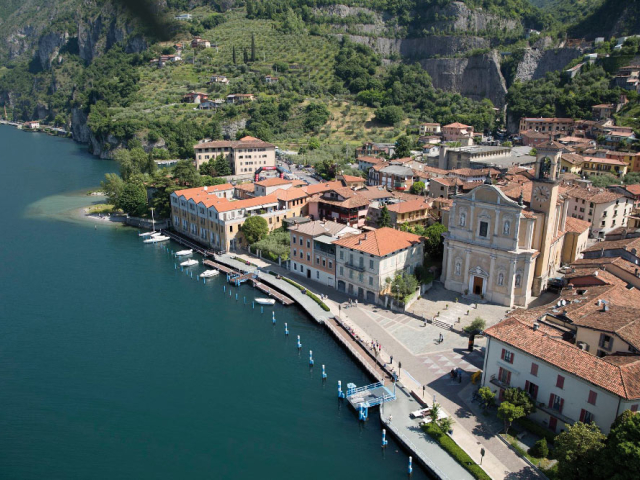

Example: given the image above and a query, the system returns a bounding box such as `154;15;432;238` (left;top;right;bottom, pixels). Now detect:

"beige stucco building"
193;136;275;175
442;144;589;307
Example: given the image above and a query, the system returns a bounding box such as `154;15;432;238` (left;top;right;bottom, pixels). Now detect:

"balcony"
537;403;574;425
489;374;510;390
345;262;366;272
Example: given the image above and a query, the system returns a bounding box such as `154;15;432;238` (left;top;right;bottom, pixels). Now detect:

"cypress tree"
251;33;256;62
232;46;236;64
243;47;249;63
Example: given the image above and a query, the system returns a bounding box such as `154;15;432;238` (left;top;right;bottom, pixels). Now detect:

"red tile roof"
255;178;292;187
332;227;423;256
564;217;591;234
386;199;431;214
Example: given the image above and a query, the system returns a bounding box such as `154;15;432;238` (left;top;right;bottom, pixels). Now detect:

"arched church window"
515;274;522;287
459;212;466;227
503;220;511;236
497;272;504;286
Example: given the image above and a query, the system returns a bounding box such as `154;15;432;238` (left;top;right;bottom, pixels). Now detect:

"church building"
441;143;590;307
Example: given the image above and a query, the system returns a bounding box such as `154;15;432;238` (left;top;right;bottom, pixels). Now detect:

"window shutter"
559;398;564;413
501;348;506;360
507;371;511;385
533;384;539;400
499;367;504;380
549;393;554;408
556;375;565;389
588;390;597;405
509;353;514;364
580;409;586;422
631;404;638;412
525;380;530;392
531;363;538;376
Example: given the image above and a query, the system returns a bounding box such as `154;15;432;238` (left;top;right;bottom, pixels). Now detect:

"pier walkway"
161;230;214;257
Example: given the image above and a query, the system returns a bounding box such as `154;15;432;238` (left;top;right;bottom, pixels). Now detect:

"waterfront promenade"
215;254;476;480
220;253;544;480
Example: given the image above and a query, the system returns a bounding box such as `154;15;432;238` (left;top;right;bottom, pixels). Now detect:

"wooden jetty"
202;259;294;305
161;230;214;257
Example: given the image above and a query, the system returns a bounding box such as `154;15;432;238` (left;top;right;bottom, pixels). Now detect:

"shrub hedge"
515;417;557;445
281;277;331;311
422;423;491;480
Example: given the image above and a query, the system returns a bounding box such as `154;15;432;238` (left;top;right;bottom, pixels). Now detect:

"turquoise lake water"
0;126;430;479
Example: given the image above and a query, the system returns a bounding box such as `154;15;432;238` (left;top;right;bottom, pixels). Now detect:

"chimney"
533;323;540;331
363;233;367;240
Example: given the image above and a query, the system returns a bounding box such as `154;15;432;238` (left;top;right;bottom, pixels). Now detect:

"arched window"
503;220;511;236
455;261;461;276
459;212;466;227
497;272;504;286
515;274;522;287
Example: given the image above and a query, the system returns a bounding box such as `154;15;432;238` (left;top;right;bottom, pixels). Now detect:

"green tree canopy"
101;173;125;206
423;223;447;259
118;182;148;216
378;205;392;227
214;154;232;176
393;136;412;159
172;160;201;187
375;105;404;126
503;387;536;416
410;181;425;195
241;216;269;244
555;422;606;480
497;401;525;433
598;411;640;479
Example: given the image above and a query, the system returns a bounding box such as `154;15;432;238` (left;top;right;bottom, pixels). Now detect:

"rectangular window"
525;380;539;400
316;271;319;279
498;367;511;386
300;237;303;245
588;390;597;405
292;235;296;243
322;259;326;267
531;363;539;376
549;393;564;413
339;266;343;276
599;333;613;351
556;375;565;389
580;409;594;423
307;240;310;248
631;405;638;412
293;263;297;271
316;256;320;265
479;221;489;238
501;349;514;364
307;253;310;262
369;259;374;269
358;272;364;282
340;251;344;260
369;276;373;286
349;269;354;279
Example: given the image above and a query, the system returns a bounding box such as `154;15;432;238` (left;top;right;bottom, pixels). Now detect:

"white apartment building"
565;185;632;237
333;228;423;304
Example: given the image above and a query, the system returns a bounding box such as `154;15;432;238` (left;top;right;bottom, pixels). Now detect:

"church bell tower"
531;142;562;296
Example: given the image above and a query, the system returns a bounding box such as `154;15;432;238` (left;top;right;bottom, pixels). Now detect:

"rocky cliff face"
515;47;583;82
36;31;69;70
71;107;92;144
6;25;37;60
423;1;520;33
420;51;508;108
346;34;489;58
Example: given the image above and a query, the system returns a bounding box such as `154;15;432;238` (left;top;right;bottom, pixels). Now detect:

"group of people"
450;367;463;383
345;298;358;308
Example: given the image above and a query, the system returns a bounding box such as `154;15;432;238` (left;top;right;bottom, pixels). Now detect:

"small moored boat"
175;249;193;256
180;259;199;267
143;235;170;243
255;298;276;305
199;269;219;278
139;231;159;237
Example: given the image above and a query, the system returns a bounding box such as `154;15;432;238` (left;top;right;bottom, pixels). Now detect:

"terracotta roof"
332;227;423;257
443;122;471;128
302;181;344;195
357;187;394;200
195;137;274;149
371;163;390;172
358;156;386;165
340;174;365;183
234;183;255;192
449;168;500;177
561;153;585;165
564;217;591;234
213;194;279;213
290;220;351;237
522;131;550;139
485;317;640;399
421;166;448;176
172;184;234;207
583;236;640;254
390;157;413;164
275;188;308;202
565;185;625;204
255;178;292;187
311;188;370;209
386;199;431;214
582;156;627;166
593;104;615;109
522;117;573;122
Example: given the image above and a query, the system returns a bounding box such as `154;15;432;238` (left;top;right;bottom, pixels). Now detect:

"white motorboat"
139;231;157;237
199;269;219;278
255;298;276;305
175;249;193;257
143;235;170;244
180;259;199;267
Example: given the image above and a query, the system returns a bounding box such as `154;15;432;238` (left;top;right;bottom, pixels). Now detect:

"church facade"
441;144;588;307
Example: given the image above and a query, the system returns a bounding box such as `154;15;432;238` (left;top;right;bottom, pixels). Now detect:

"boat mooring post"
235;293;238;300
297;335;301;350
252;301;255;309
338;380;345;399
244;296;246;304
261;306;263;314
382;429;388;447
284;323;289;335
175;263;177;270
309;350;314;366
408;456;413;475
224;285;226;292
322;365;327;380
272;313;276;325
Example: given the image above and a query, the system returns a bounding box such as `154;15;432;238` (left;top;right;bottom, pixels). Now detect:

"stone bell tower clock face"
533;185;550;203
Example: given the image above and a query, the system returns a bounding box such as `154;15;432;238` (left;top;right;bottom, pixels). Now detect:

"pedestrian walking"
390;355;393;365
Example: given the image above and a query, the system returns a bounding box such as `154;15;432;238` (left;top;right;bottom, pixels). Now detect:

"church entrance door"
473;276;484;295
